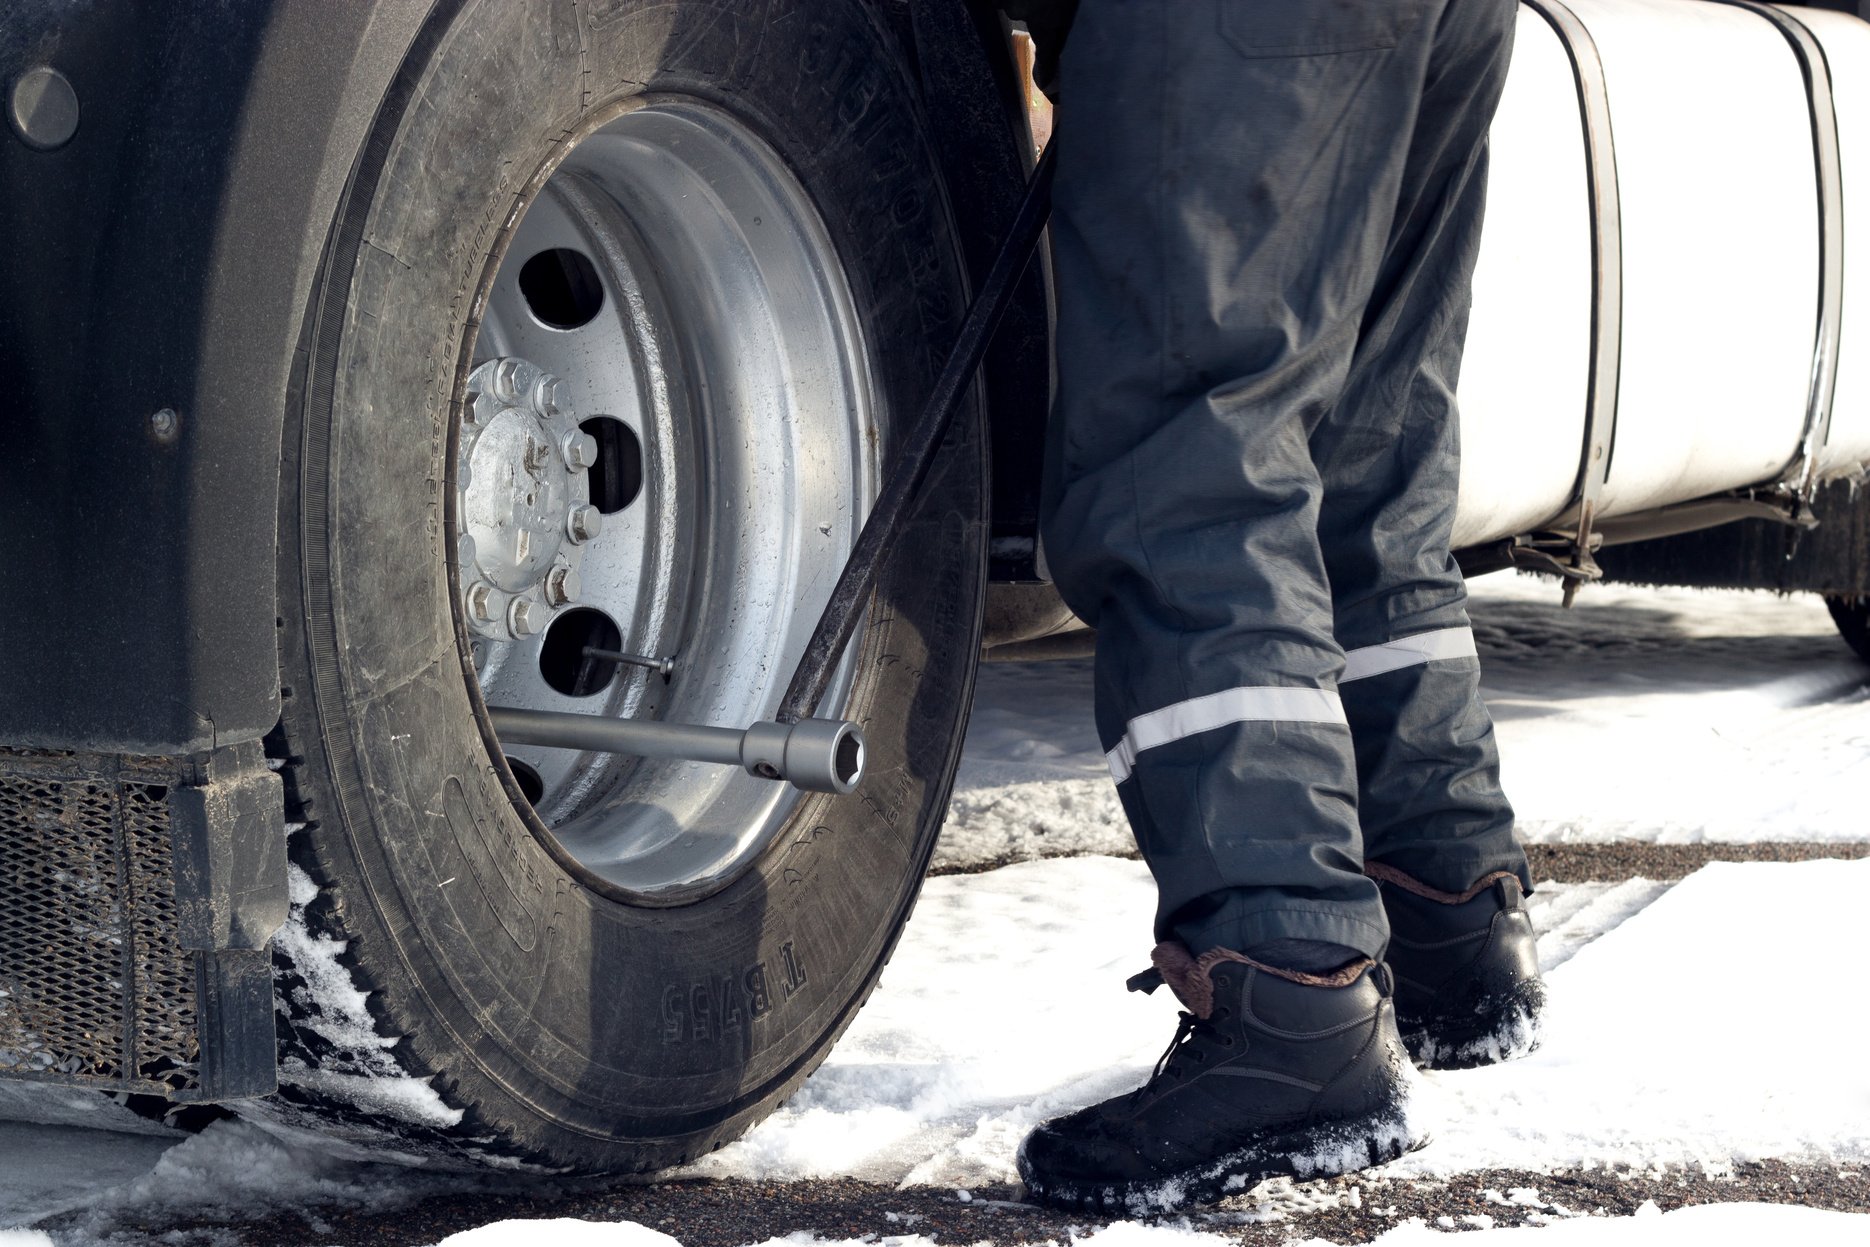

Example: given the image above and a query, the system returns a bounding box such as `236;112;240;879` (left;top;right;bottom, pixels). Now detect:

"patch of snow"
1390;859;1870;1177
685;857;1868;1189
437;1219;684;1246
1292;1200;1870;1243
1068;1225;1235;1247
678;856;1165;1187
1475;579;1870;844
939;656;1128;870
259;861;463;1131
941;773;1132;871
1529;879;1673;972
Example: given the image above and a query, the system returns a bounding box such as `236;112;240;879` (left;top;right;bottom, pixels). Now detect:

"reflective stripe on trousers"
1105;627;1478;783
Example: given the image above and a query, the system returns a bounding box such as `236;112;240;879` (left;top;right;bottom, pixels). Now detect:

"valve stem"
584;646;677;681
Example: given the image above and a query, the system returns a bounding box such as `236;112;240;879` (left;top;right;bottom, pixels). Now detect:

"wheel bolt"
562;430;599;471
464;392;496;426
464;581;503;623
534;376;571;419
567;504;602;544
509;597;545;638
544;564;581;606
493;358;525;403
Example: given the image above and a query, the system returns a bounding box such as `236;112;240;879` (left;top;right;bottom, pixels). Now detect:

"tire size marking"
660;941;808;1045
860;768;913;831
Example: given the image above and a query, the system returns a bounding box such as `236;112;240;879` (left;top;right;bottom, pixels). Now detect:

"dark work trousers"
1039;0;1534;960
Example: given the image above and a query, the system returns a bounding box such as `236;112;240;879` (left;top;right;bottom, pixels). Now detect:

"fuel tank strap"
1520;0;1624;595
1712;1;1846;511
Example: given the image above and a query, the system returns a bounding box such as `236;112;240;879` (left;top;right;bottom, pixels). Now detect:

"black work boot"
1016;945;1426;1213
1369;863;1545;1070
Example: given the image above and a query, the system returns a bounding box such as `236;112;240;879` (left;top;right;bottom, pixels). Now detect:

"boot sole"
1400;980;1546;1071
1017;1096;1428;1215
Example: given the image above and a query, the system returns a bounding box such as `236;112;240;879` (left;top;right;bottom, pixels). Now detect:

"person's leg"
1308;0;1543;1066
1311;0;1528;895
1040;0;1453;966
1022;0;1456;1209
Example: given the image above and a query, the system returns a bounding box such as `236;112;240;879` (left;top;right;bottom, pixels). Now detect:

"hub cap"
459;357;600;642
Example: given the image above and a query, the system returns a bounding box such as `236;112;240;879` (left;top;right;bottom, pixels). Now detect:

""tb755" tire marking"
661;941;810;1044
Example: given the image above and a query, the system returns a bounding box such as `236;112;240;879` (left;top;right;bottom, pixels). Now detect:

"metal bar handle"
776;143;1057;724
488;707;865;795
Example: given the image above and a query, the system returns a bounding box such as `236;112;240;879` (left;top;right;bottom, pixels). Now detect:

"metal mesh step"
0;748;202;1094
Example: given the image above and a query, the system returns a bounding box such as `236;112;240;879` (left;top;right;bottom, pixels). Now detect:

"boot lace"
1135;1011;1210;1102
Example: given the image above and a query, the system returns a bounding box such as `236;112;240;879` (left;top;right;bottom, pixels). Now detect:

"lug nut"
458;533;479;572
464;391;499;426
509;597;545;638
464;581;505;624
534;375;571;418
562;430;599;471
544;564;581;606
567;504;602;544
493;358;525;403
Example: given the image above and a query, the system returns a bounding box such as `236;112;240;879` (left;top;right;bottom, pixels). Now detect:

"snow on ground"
437;1221;681;1247
937;574;1870;870
399;1199;1870;1246
678;858;1870;1190
3;579;1868;1243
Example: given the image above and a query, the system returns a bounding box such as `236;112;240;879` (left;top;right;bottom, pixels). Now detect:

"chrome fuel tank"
1454;0;1870;547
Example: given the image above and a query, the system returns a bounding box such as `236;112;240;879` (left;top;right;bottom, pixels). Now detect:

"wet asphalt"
59;1160;1870;1245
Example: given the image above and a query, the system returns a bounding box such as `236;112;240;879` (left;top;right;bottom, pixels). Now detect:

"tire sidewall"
282;0;984;1167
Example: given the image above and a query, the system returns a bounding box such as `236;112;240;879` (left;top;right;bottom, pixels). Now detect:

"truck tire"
264;0;985;1171
1826;596;1870;664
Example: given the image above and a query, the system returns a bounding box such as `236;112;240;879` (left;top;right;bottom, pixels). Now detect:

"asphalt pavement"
40;1159;1868;1245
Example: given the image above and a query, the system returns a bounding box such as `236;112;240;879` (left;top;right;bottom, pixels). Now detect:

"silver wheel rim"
466;99;877;895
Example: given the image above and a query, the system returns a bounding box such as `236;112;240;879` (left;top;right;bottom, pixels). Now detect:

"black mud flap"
0;742;285;1101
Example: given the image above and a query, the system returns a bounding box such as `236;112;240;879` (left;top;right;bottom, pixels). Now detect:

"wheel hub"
458;356;600;641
